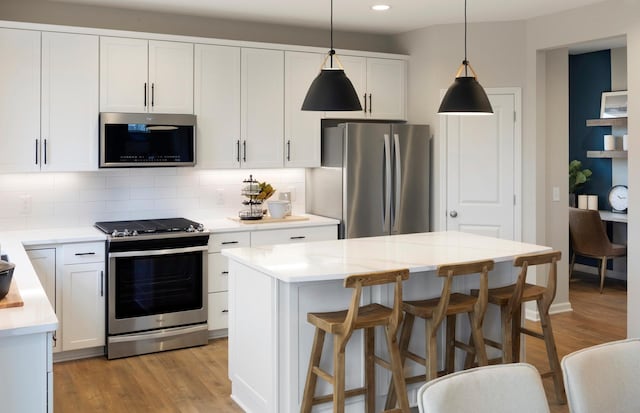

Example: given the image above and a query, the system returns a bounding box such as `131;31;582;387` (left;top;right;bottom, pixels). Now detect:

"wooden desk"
599;210;628;224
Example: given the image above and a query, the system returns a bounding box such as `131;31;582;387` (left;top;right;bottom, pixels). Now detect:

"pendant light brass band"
319;51;346;71
455;61;479;79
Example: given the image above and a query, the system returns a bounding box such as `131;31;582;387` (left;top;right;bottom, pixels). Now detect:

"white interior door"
445;92;518;240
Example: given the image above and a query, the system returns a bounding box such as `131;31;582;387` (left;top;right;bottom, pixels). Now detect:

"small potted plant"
569;160;592;207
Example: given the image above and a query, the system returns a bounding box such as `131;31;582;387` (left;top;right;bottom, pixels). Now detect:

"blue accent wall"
569;50;612;207
569;50;613;270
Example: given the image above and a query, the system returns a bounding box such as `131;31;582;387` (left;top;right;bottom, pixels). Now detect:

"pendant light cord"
329;0;335;68
464;0;468;76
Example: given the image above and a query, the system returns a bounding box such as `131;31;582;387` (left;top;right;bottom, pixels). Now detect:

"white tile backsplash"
0;168;306;231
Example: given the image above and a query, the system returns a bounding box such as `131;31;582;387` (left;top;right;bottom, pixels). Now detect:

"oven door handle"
109;245;208;258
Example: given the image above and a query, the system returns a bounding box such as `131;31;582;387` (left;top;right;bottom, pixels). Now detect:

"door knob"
449;210;458;218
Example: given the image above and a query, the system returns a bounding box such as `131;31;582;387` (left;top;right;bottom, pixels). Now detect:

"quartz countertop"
0;214;338;337
199;214;339;233
222;231;551;283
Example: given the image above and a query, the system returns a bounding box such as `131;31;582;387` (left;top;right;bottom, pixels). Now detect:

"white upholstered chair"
562;338;640;413
417;363;550;413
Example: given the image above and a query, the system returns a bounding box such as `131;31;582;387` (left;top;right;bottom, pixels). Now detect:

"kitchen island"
222;231;551;413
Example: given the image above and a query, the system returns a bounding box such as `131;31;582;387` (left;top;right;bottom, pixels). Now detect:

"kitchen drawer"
62;242;105;264
207;292;228;331
208;231;250;253
208;253;229;293
250;225;337;246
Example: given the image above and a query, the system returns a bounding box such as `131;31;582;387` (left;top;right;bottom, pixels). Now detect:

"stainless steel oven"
96;218;209;359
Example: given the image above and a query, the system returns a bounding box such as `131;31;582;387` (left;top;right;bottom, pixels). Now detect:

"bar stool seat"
385;259;494;411
307;303;393;333
402;292;481;318
469;250;566;404
301;269;411;413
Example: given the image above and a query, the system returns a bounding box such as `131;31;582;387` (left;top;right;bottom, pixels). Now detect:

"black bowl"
0;261;16;300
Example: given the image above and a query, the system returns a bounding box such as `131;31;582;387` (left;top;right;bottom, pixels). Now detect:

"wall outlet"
288;186;296;202
20;194;32;215
216;188;225;206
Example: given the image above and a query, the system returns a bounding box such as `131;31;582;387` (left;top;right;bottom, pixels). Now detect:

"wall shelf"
587;150;628;159
586;117;627;127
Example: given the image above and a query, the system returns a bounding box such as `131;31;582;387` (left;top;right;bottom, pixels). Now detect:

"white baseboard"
53;346;105;363
525;301;573;322
208;328;228;340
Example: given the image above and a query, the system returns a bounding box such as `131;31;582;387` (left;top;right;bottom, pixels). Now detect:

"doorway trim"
438;87;523;241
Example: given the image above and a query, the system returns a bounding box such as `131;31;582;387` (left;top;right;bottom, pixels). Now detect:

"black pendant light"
438;0;493;115
301;0;362;111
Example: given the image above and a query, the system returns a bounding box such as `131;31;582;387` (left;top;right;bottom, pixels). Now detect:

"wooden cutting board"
0;279;24;309
229;215;310;224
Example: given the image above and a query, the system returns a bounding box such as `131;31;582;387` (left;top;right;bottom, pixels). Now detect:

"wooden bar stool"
300;269;411;413
385;260;493;410
467;250;565;403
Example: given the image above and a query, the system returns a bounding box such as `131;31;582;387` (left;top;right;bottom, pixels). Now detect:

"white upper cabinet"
195;44;242;169
327;56;406;120
0;29;41;172
41;32;99;172
148;40;194;114
241;48;284;169
100;37;194;114
0;29;99;173
366;58;406;120
284;51;323;168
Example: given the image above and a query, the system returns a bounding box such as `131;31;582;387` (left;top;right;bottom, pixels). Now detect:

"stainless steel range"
95;218;209;359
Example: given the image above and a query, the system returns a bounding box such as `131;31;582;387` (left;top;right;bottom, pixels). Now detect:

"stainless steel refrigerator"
306;122;430;239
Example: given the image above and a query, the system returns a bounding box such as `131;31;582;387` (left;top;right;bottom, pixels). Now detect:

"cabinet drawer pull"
221;271;229;275
243;140;247;162
35;139;39;165
221;241;239;245
221;309;229;313
75;252;96;256
144;82;147;107
44;139;47;164
287;140;291;162
151;83;155;107
290;236;306;240
52;332;57;343
363;93;367;112
236;140;241;162
100;271;104;297
368;93;372;114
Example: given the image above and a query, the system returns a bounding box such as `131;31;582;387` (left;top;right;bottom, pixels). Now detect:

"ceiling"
46;0;610;35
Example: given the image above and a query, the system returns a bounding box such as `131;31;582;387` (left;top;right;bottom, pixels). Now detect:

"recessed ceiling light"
371;4;391;11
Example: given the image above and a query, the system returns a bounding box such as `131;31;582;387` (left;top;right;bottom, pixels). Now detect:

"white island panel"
224;231;551;412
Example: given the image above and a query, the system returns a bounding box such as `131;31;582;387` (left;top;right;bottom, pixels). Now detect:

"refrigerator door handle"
393;133;401;232
383;133;392;233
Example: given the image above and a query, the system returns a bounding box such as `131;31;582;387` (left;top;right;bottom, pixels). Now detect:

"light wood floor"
54;273;626;412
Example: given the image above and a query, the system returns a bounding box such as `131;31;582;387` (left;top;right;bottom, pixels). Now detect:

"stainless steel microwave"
99;112;196;168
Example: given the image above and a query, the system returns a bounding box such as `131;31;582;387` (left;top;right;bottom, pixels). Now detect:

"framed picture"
600;90;628;118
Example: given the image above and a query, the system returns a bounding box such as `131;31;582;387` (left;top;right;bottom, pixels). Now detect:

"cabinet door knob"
449;210;458;218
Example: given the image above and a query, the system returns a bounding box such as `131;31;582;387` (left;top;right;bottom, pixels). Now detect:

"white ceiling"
47;0;610;34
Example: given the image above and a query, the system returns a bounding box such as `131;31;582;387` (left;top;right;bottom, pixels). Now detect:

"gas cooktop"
95;218;206;238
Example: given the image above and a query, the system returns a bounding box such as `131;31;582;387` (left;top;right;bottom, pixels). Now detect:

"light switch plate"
552;187;560;202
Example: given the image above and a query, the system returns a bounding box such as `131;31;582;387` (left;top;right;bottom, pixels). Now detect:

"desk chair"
568;207;626;293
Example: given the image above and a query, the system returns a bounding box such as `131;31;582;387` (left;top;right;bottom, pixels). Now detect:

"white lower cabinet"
27;242;106;355
61;262;105;351
207;225;337;334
